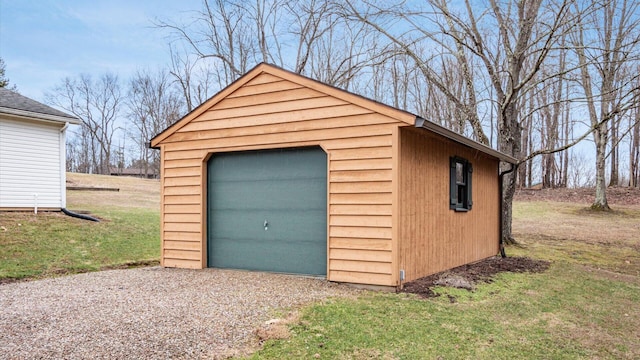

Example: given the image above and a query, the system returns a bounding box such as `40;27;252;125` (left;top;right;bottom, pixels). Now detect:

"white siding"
0;118;64;208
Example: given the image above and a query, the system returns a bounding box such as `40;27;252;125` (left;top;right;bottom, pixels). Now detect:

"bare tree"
159;0;391;92
157;0;289;87
169;47;217;112
127;69;184;177
46;73;122;174
287;0;336;73
571;0;640;210
343;0;573;244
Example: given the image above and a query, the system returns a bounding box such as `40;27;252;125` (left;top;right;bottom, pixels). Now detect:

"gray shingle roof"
0;87;80;124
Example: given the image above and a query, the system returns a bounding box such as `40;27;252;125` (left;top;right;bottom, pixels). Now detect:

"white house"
0;88;80;210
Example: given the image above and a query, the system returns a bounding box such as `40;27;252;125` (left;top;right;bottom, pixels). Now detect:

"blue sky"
0;0;200;101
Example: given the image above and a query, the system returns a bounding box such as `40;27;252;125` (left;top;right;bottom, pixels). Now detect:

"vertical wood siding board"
398;129;501;281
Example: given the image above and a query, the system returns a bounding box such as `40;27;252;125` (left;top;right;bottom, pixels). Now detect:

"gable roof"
150;63;516;164
0;87;80;124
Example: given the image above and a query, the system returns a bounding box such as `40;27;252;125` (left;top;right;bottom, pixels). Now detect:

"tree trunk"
631;106;640;187
500;103;522;245
609;116;619;186
592;126;610;210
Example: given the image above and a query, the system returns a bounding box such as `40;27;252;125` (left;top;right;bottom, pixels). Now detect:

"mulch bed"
399;256;550;298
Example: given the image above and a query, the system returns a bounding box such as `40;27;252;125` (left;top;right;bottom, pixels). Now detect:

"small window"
450;157;473;211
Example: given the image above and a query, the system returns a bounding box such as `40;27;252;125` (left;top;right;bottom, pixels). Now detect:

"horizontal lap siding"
0;118;63;208
161;74;398;285
398;128;500;283
161;147;202;268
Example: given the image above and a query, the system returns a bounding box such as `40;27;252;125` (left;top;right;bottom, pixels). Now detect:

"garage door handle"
264;220;268;230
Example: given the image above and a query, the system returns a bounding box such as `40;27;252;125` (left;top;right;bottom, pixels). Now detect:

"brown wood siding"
398;128;500;283
159;73;400;286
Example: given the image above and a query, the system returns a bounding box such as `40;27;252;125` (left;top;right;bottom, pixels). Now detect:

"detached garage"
150;63;516;288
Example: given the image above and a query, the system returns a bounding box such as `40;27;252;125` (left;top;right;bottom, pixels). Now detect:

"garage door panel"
210;209;326;241
211;178;326;210
209;237;326;274
211;149;326;181
208;147;327;275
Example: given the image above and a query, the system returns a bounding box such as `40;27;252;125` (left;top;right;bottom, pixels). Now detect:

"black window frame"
450;156;473;211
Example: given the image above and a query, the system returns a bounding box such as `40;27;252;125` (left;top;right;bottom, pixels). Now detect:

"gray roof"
415;117;517;164
0;87;80;124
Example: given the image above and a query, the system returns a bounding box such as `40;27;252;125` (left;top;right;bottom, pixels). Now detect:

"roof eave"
0;106;81;125
414;117;517;164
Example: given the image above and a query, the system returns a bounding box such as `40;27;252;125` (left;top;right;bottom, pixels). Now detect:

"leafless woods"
45;0;640;224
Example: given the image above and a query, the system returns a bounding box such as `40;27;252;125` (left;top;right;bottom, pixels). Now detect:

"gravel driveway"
0;267;358;359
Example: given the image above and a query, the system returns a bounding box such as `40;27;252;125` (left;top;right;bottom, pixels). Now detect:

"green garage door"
207;147;327;275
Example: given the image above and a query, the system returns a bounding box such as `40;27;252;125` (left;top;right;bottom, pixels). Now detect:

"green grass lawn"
1;176;638;358
0;173;160;281
246;201;640;359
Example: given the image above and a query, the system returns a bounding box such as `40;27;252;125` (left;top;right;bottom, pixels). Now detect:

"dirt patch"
515;186;640;206
400;257;550;298
255;311;300;344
